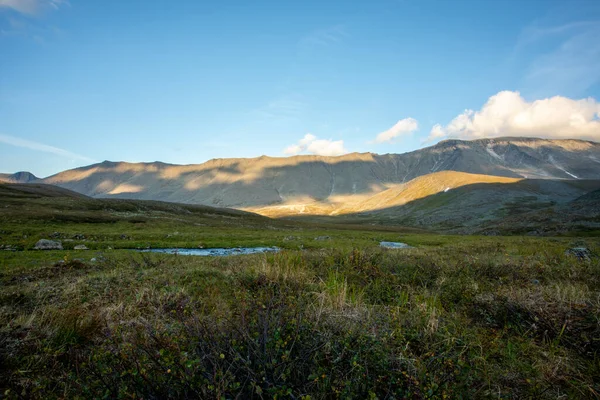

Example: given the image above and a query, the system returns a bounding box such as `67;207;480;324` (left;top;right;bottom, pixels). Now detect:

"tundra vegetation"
0;184;599;399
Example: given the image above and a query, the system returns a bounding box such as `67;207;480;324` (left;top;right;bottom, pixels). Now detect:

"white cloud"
0;133;96;162
284;133;348;157
0;0;67;15
373;118;418;143
427;124;446;142
283;144;303;155
426;91;600;143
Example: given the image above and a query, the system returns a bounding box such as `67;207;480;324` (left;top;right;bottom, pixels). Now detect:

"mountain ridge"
40;137;600;206
4;137;600;219
4;137;600;232
37;137;600;176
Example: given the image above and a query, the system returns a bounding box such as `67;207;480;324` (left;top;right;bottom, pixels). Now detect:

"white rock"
34;239;63;250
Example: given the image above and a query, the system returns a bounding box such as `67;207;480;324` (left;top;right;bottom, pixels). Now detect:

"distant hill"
283;171;600;234
0;182;269;228
0;171;39;184
479;187;600;235
0;183;88;199
250;171;522;217
40;137;600;213
4;137;600;233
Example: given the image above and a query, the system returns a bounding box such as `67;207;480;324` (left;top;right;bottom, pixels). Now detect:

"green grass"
0;183;427;252
2;241;599;399
1;186;600;398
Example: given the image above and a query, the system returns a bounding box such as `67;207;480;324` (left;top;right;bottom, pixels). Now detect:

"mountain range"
3;137;600;233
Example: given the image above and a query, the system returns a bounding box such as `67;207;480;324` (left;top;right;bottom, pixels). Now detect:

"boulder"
565;247;592;261
74;245;89;250
314;236;331;241
34;239;63;250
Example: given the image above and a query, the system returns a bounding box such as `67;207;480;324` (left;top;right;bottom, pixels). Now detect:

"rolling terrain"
35;137;600;210
3;137;600;233
0;182;423;252
216;167;600;237
251;171;524;217
1;181;599;399
1;151;599;399
281;171;600;234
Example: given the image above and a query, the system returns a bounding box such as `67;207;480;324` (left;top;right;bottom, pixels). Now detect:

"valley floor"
1;187;599;398
2;237;599;398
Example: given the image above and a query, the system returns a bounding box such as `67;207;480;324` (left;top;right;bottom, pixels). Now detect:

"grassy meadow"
1;184;599;399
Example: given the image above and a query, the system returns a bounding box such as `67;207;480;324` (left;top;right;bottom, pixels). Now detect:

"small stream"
141;242;411;256
142;247;280;256
380;242;413;249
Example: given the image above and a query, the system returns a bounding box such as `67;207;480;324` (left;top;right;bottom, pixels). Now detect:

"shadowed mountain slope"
481;188;600;235
38;138;600;214
291;174;600;234
0;171;39;184
0;182;270;228
0;183;88;199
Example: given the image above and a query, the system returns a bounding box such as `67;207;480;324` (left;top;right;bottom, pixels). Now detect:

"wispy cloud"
425;91;600;143
247;94;308;129
1;0;67;42
0;0;68;16
243;24;348;136
0;15;62;42
515;20;597;50
372;118;418;144
0;133;97;163
514;20;600;97
284;133;348;157
298;25;348;50
252;96;306;121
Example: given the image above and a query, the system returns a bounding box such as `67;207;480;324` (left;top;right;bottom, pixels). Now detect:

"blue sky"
1;0;599;177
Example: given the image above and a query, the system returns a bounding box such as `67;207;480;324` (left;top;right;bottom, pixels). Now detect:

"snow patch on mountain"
548;155;579;179
486;144;503;161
